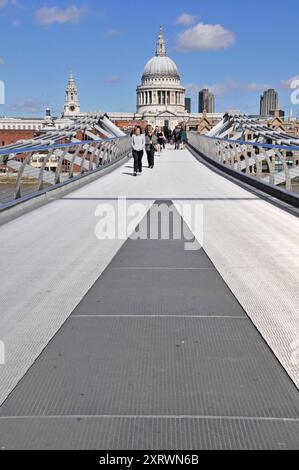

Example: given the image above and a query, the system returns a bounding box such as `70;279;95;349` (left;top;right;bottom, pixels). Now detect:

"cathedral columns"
137;88;185;110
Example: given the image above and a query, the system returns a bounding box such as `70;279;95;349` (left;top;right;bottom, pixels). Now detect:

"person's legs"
147;151;151;168
150;149;155;168
132;150;138;174
138;150;143;173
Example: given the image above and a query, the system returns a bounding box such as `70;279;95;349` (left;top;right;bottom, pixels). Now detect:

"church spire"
63;71;80;117
156;26;166;57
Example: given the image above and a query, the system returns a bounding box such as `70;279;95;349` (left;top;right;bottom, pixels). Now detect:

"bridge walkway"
0;147;298;449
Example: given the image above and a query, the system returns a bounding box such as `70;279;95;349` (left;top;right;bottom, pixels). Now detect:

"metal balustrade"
0;135;131;207
188;131;299;195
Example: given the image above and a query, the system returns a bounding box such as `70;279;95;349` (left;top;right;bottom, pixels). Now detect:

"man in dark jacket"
173;125;182;150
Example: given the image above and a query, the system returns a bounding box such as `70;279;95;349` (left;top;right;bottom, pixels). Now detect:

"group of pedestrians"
131;124;188;177
173;125;188;150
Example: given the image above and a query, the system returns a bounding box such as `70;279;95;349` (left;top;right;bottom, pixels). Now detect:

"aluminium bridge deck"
0;148;298;449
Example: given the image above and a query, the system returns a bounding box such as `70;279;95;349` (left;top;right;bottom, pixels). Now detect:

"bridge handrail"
0;135;132;208
187;131;299;206
0;136;129;159
198;133;299;152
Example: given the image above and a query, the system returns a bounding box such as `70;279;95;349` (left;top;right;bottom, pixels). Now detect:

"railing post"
37;150;50;191
55;148;70;185
244;146;251;175
80;145;90;174
69;146;82;179
277;150;292;191
15;152;33;199
264;149;275;186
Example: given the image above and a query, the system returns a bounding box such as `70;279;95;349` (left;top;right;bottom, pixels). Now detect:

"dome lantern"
156;26;166;57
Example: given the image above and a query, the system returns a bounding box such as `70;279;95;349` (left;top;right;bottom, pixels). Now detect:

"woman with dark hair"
156;127;165;155
145;125;158;169
131;127;145;176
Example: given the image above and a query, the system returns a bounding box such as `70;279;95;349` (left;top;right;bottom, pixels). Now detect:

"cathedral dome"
141;27;180;81
142;56;179;80
136;27;186;118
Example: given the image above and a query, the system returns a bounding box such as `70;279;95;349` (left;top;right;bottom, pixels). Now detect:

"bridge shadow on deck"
0;201;298;449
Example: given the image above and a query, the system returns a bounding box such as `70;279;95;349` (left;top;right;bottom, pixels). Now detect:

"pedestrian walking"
168;128;174;145
131;126;145;176
156;127;165;154
163;125;171;144
145;125;157;169
173;125;182;150
180;126;188;149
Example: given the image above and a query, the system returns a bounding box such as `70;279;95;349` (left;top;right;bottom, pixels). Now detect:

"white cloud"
12;19;21;27
0;57;4;65
8;98;46;113
105;75;121;84
106;29;122;37
177;22;235;52
246;82;270;92
281;74;299;89
176;13;198;26
36;5;89;25
185;80;270;98
0;0;17;8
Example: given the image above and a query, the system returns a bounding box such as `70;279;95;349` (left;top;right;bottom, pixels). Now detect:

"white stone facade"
0;116;73;131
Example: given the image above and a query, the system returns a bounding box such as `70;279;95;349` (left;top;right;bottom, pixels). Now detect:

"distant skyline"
0;0;299;116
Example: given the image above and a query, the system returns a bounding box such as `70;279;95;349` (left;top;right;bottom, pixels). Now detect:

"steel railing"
0;135;131;207
188;132;299;194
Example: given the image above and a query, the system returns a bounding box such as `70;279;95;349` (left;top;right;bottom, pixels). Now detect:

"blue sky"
0;0;299;116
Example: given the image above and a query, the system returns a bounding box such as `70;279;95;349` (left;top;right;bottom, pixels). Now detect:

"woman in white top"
131;126;145;176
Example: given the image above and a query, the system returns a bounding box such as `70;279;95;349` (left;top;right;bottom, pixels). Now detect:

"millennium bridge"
0;113;298;449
